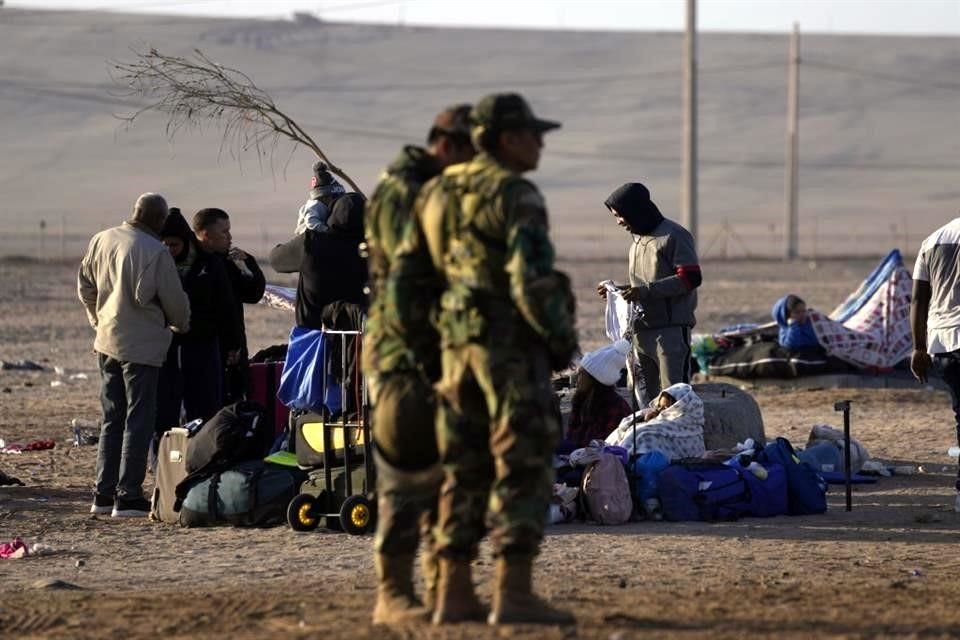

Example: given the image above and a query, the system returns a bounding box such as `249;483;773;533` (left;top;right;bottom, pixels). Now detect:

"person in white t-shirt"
911;216;960;506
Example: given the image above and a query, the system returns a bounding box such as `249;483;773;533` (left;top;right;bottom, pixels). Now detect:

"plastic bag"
633;450;669;502
277;327;341;414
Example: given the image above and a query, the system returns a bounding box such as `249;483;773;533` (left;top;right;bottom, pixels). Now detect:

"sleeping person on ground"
605;382;706;460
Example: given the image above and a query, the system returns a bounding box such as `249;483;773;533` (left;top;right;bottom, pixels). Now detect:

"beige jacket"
78;221;190;367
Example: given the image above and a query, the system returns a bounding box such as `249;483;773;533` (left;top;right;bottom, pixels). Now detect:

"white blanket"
605;383;706;460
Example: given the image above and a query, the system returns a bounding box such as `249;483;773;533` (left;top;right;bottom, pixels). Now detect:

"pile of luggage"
151;401;305;527
552;437;828;525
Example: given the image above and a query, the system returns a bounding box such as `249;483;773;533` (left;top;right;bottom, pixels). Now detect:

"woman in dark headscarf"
155;208;240;451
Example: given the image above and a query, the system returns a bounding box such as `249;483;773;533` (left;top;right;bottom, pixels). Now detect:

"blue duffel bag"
757;437;828;515
658;461;788;522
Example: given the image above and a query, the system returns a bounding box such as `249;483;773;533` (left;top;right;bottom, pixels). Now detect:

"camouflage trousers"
372;371;441;592
433;342;559;558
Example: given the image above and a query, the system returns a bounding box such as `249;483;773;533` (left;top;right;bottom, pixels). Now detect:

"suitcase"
247;361;291;436
150;428;190;524
294;411;366;468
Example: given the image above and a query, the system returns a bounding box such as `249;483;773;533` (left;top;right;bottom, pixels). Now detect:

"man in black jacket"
193;208;267;404
157;208;241;440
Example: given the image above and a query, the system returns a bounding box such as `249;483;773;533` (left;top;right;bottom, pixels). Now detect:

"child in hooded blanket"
605;382;705;460
564;339;633;449
772;294;820;350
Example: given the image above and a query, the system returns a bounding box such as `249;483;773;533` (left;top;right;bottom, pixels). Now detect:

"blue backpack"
658;461;786;522
757;437;827;515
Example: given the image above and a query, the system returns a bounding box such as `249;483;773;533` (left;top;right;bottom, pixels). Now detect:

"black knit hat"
604;182;664;235
311;162;346;199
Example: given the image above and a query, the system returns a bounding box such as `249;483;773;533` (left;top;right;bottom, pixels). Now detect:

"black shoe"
111;496;150;518
89;493;114;515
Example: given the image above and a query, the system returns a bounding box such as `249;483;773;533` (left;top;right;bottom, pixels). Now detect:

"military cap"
470;93;561;133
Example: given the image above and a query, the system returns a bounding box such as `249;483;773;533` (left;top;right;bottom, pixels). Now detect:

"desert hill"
0;8;957;259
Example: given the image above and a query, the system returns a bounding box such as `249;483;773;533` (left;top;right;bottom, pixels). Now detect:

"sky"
10;0;960;35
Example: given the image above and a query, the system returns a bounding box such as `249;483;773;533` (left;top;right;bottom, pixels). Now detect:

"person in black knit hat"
598;182;702;405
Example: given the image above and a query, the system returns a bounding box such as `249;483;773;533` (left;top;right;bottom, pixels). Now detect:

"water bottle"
746;462;769;480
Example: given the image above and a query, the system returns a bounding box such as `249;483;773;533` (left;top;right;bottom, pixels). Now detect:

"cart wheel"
288;494;320;532
339;495;373;536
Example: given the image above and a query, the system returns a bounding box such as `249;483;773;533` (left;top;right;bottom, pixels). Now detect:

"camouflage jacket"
362;145;442;378
388;153;578;367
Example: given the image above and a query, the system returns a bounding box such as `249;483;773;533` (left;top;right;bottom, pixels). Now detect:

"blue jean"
95;353;160;500
939;352;960;492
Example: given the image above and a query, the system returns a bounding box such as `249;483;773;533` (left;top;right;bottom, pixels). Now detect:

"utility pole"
784;22;800;259
682;0;698;249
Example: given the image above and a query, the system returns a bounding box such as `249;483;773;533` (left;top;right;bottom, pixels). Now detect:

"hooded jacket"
160;210;241;350
605;183;701;330
270;192;368;330
772;294;820;350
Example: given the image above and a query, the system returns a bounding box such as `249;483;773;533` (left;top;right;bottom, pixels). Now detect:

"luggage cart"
287;328;376;535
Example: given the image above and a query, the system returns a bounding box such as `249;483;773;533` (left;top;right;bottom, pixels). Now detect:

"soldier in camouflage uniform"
363;105;475;625
387;93;578;626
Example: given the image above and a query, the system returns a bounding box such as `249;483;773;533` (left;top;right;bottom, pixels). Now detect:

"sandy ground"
3;258;960;639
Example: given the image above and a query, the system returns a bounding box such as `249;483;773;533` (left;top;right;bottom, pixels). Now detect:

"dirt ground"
3;258;960;639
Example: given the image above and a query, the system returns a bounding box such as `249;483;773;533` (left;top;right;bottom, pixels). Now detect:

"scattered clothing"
0;469;24;486
0;360;44;371
1;439;55;454
605;382;706;460
806;423;870;473
0;537;28;559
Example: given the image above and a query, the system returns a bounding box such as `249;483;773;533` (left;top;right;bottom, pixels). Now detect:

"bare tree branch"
110;47;363;194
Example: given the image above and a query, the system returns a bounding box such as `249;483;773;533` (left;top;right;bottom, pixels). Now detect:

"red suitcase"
247;361;290;436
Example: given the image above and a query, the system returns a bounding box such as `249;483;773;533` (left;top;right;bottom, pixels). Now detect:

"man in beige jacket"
78;193;190;517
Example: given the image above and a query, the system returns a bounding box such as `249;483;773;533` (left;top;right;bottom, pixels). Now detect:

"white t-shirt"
913;218;960;354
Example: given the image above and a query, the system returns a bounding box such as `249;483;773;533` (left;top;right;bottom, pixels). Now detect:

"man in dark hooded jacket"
598;182;701;403
269;192;368;328
157;208;241;445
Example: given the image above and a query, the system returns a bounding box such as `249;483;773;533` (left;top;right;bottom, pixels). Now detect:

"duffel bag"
658;461;752;522
739;462;788;517
179;460;306;527
757;437;827;515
